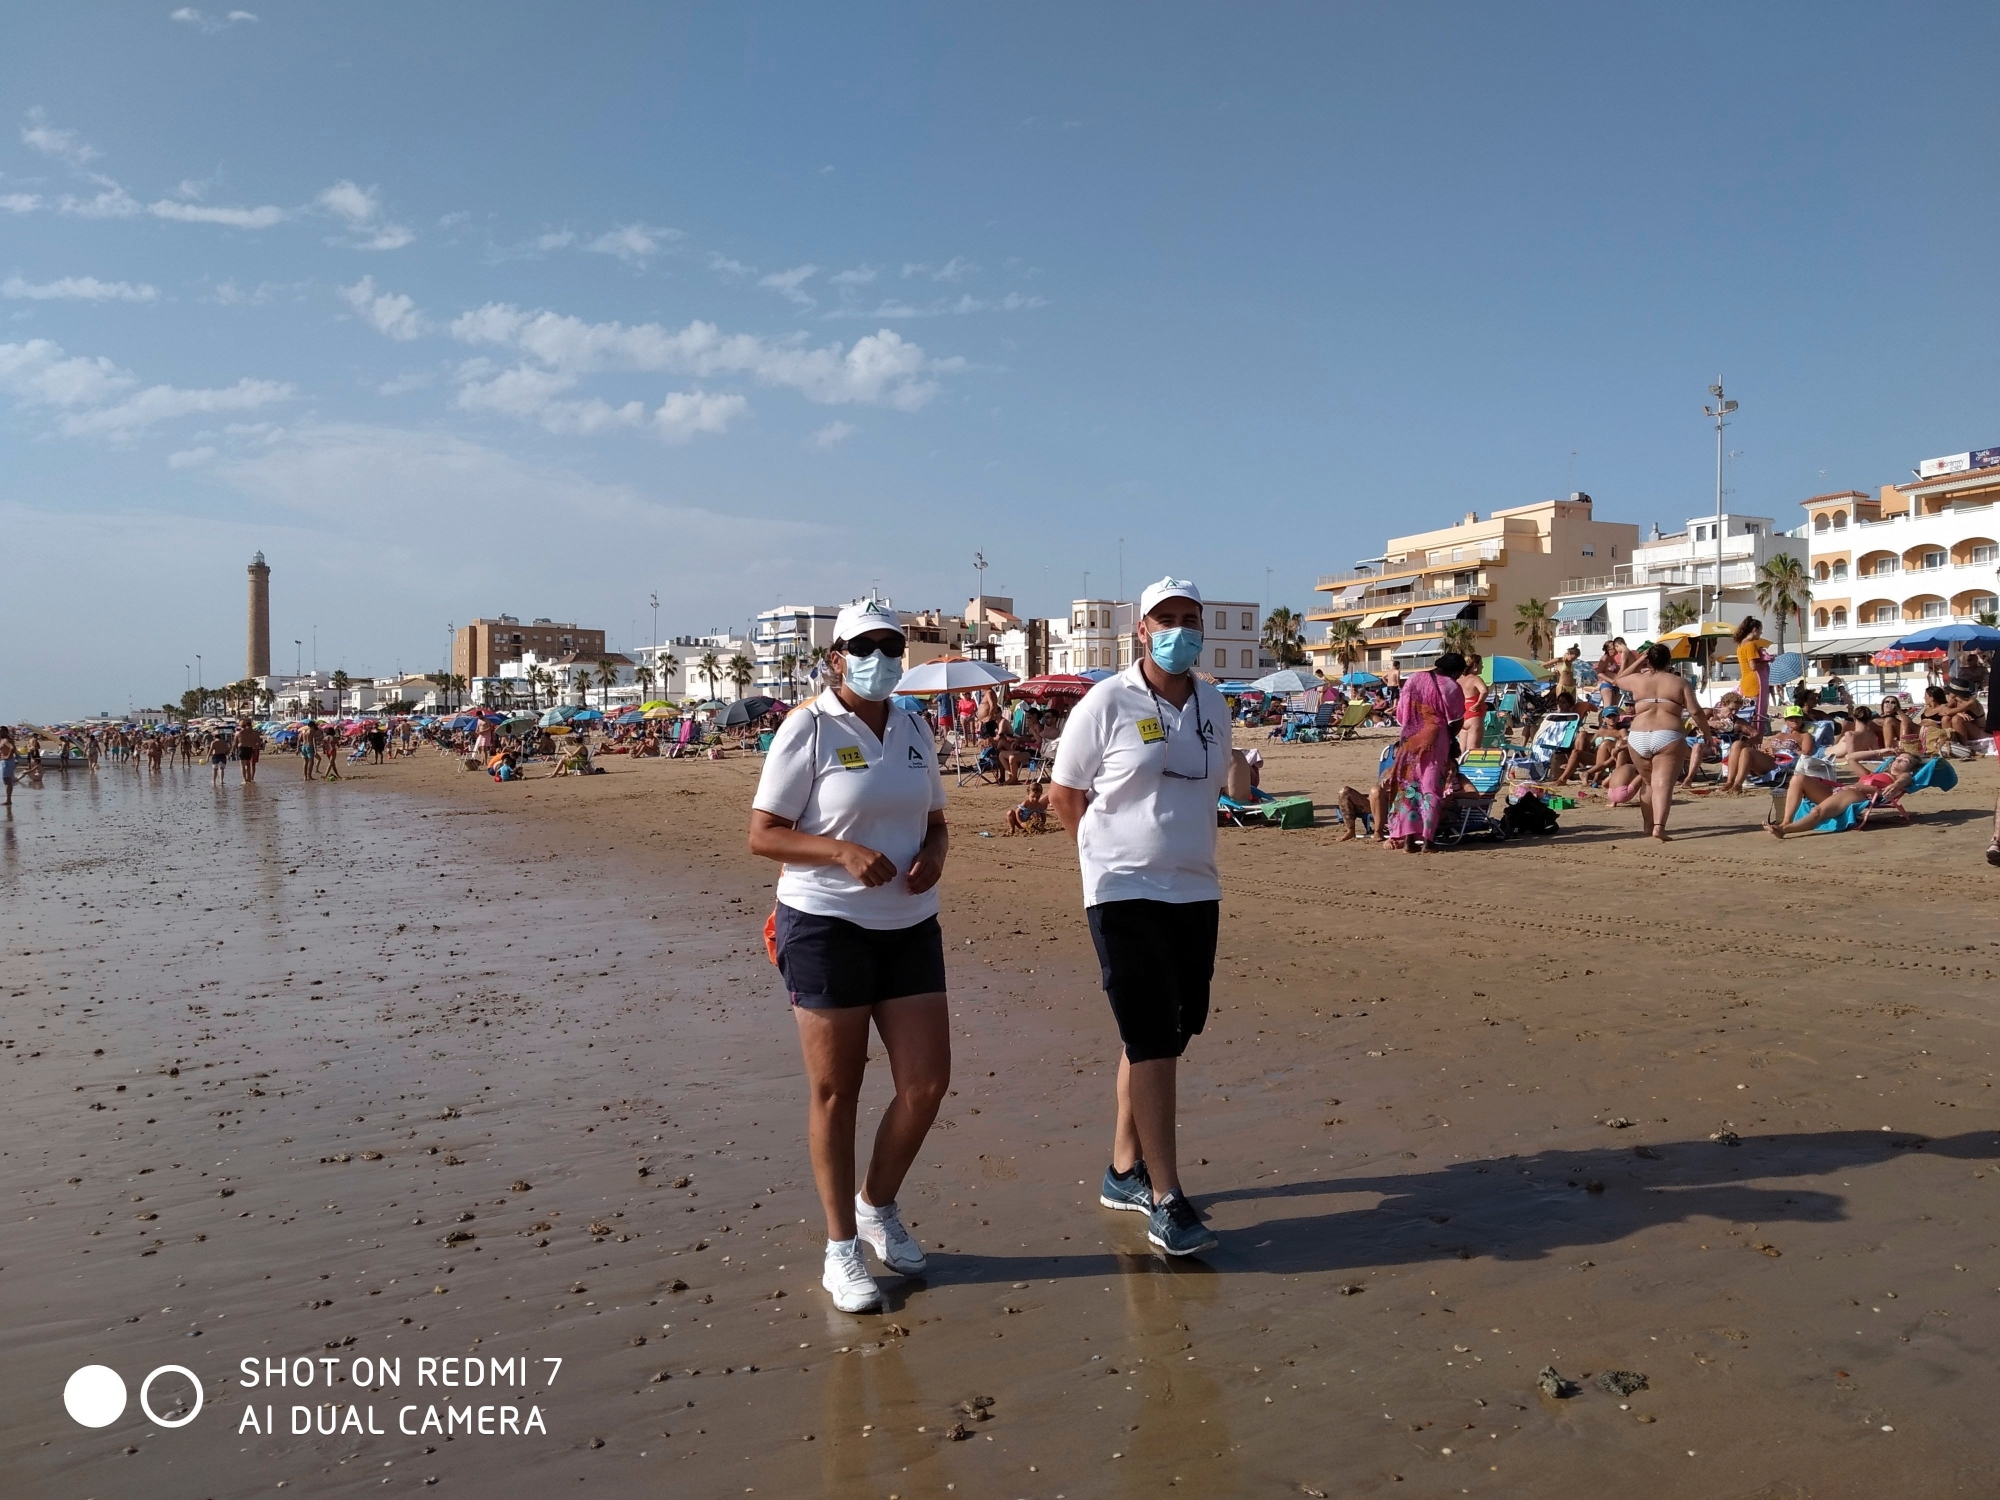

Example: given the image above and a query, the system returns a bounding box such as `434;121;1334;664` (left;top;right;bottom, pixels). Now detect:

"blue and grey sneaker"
1147;1190;1218;1257
1099;1160;1153;1214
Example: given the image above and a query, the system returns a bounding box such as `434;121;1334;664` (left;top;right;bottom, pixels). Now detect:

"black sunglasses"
841;637;906;660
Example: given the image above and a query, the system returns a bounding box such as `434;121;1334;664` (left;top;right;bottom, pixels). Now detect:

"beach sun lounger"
1218;788;1315;829
1437;748;1509;845
1512;713;1579;782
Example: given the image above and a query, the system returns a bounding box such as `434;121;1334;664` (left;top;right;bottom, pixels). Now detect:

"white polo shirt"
751;689;948;930
1052;662;1231;907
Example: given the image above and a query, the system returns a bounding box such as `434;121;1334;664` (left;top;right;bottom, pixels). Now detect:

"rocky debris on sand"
1753;1242;1782;1258
1605;1117;1636;1129
667;1279;688;1292
509;1180;531;1192
944;1422;970;1441
1337;1283;1364;1296
1536;1366;1577;1399
1709;1129;1741;1147
361;1150;383;1160
1597;1370;1648;1397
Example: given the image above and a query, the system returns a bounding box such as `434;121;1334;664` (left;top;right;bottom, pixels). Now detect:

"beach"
5;740;1999;1499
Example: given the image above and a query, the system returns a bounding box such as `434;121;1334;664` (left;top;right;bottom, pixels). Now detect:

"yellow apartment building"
1306;494;1640;675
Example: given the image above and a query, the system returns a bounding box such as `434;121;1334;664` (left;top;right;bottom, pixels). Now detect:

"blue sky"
4;3;1998;718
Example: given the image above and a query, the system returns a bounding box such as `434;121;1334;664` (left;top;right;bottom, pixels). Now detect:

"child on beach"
1006;778;1050;835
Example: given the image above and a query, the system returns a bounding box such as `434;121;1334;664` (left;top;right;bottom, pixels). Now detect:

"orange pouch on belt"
763;908;779;966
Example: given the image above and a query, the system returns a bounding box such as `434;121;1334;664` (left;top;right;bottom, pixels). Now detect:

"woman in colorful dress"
1382;650;1466;853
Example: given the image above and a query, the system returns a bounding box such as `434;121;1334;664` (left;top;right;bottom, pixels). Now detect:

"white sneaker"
822;1239;882;1313
854;1195;929;1275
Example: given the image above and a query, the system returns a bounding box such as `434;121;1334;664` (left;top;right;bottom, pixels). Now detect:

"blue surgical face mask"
843;652;904;701
1147;626;1204;676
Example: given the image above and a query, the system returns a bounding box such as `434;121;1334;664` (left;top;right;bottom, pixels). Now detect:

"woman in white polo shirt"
1049;576;1229;1257
748;597;951;1313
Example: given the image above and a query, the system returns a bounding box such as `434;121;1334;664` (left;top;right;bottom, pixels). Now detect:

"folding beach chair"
1512;713;1579;782
1437;748;1509;845
1330;701;1370;741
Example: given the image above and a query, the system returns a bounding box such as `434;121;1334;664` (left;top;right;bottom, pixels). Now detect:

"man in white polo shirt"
1049;577;1228;1256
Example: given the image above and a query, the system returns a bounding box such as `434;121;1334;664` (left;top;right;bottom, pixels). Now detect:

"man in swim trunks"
232;718;263;784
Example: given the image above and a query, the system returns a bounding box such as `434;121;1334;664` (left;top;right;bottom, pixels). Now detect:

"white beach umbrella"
895;658;1018;695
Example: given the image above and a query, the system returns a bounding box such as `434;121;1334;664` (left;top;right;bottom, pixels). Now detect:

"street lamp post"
972;551;987;653
1702;378;1738;622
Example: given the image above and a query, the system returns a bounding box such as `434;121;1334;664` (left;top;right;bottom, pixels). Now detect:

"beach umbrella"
1891;622;2000;651
1480;655;1542;685
895;658;1018;694
571;708;603;722
643;706;679;720
638;699;674;711
538;706;579;727
1078;668;1116;682
499;716;537;734
890;694;927;712
719;696;780;727
1011;674;1096;701
1339;670;1383;686
1253;668;1318;695
1768;651;1806;687
694;699;727;712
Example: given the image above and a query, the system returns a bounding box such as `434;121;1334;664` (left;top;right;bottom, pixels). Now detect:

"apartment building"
1546;512;1805;659
1307;495;1638;675
1054;599;1134;674
751;604;839;696
453;616;604;682
1803;458;2000;667
1202;601;1275;679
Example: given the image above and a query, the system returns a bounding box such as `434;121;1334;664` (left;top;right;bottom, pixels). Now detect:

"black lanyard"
1143;680;1210;782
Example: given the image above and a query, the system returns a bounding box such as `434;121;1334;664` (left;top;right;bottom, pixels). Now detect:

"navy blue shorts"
774;903;948;1010
1087;898;1219;1062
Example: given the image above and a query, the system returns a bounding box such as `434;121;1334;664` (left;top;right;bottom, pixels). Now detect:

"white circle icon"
64;1365;128;1428
139;1365;203;1428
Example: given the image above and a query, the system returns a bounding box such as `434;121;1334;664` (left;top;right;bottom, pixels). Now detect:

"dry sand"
4;734;1999;1499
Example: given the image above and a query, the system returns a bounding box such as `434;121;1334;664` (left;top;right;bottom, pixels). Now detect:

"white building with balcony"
1547;511;1806;661
1801;475;2000;677
751;605;839;697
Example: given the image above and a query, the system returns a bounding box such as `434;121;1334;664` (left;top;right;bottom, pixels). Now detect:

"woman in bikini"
1767;752;1918;838
1610;642;1700;841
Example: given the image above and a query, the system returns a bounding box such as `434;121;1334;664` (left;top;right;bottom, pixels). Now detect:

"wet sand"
4;739;2000;1499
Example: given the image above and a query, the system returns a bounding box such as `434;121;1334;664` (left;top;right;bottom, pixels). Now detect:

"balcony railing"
1359;618;1497;642
1305;583;1494;620
1316;547;1504;589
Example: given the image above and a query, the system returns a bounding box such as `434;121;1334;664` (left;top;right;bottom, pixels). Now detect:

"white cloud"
376;370;434;396
338;276;426;340
59;175;140;219
902;257;976;282
170;7;258;29
759;264;819;307
654;390;747;443
59;377;294;437
706;253;756;279
449;304;954;410
452;362;743;442
316;179;414;250
535;229;577;251
148;197;287;228
1;193;42;213
587;223;678;263
167;445;216;468
828;265;877;287
808;420;856;449
21;108;98;167
0;339;134;407
3;275;159;303
825;289;1048;319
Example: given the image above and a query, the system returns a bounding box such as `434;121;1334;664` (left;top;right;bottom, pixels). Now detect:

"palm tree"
1261;606;1307;667
1513;598;1554;661
654;652;679;700
594;658;620;710
1440;620;1477;659
1324;619;1366;679
698;651;722;703
1660;597;1699;633
726;654;754;699
331;669;351;714
634;665;655;702
1753;554;1812;651
777;651;799;699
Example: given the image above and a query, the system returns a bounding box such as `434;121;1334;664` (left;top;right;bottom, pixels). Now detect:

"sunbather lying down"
1766;752;1918;838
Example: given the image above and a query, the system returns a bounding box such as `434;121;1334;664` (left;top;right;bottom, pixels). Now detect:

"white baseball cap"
834;596;903;645
1137;576;1203;617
